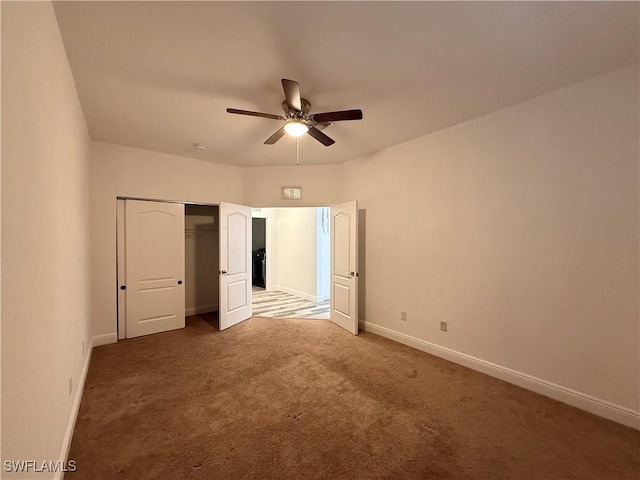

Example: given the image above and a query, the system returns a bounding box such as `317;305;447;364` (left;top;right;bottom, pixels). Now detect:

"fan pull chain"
296;137;300;166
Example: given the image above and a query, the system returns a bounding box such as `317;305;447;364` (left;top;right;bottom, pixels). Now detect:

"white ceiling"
53;1;639;167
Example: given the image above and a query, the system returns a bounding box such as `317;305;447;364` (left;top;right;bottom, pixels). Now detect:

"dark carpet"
67;314;640;479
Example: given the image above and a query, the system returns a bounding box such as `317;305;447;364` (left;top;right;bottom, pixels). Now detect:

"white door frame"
116;199;126;339
249;204;337;314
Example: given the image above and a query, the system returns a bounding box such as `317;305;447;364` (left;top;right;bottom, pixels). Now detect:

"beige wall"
90;142;244;337
343;65;640;412
243;165;342;207
273;208;320;299
1;2;91;476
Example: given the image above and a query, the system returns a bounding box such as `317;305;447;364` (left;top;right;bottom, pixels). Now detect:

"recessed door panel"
334;213;350;279
227;279;248;312
137;212;177;280
227;213;247;275
333;283;351;318
138;288;176;321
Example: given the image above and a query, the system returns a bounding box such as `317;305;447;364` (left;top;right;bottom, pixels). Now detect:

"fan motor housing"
283;98;311;118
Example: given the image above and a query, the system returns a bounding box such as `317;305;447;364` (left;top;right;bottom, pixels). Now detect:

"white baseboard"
358;320;640;430
57;332;120;479
274;285;318;302
185;304;218;316
92;333;118;347
317;293;330;302
54;338;87;478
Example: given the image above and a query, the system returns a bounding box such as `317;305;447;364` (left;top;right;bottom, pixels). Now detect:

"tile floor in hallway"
252;287;329;319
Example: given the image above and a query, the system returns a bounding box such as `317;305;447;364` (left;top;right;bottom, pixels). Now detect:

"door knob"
177;280;183;285
349;271;355;277
220;270;227;275
120;285;126;290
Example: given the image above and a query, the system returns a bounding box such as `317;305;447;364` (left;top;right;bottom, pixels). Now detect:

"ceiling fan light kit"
226;78;363;147
283;120;309;137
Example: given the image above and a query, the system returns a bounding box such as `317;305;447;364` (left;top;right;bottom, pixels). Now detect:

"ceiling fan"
226;79;363;146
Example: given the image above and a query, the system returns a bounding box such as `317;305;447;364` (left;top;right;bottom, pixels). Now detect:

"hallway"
252;287;329;319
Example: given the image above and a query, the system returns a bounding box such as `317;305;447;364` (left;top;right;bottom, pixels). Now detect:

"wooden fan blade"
312;109;363;122
264;127;287;145
281;79;302;112
307;126;335;146
226;108;284;120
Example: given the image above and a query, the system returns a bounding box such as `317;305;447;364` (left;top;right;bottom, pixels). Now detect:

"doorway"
252;218;266;288
251;207;330;319
184;205;219;316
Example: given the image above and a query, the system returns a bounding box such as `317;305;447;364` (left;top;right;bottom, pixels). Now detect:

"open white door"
125;200;185;338
330;201;358;335
219;202;252;330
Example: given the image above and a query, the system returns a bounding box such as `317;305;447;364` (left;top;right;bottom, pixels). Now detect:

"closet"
185;205;219;316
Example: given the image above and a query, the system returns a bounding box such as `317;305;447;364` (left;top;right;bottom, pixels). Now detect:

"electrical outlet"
68;377;73;395
440;321;448;332
400;311;407;321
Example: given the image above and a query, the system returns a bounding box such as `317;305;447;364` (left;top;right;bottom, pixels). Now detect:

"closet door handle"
220;270;227;275
177;280;183;285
